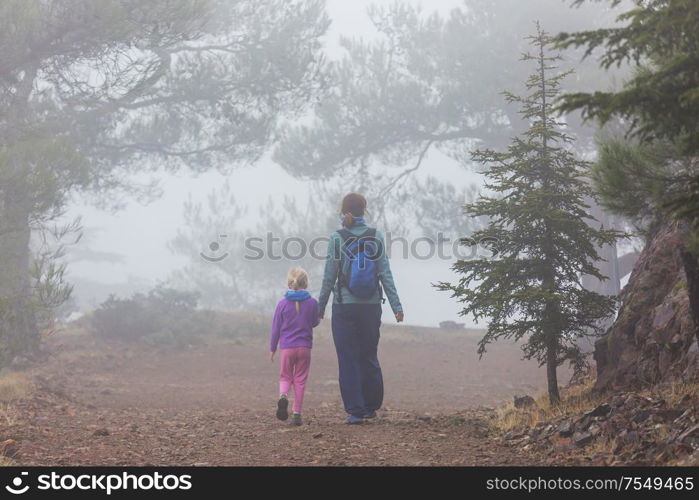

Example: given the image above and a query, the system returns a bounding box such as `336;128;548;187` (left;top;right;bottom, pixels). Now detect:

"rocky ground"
496;388;699;466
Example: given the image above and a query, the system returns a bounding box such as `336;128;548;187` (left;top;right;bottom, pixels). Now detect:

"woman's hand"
395;312;404;323
269;351;275;362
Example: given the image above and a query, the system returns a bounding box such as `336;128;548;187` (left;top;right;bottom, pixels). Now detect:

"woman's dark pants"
331;303;384;418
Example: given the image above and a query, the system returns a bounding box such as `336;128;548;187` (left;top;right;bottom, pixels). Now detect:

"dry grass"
493;377;699;438
0;403;21;467
0;372;31;402
0;403;20;427
654;381;699;406
493;376;606;433
587;436;618;457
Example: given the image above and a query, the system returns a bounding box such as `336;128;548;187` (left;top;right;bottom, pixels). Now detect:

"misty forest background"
1;0;698;403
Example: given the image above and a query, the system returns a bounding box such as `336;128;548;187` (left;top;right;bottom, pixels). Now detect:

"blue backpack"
337;227;382;300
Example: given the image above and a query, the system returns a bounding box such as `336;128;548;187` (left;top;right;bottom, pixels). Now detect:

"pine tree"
437;25;622;404
556;0;699;155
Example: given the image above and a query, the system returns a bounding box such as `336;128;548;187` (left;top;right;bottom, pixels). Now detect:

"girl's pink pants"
279;347;311;413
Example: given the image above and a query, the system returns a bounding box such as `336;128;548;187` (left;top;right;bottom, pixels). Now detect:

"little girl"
269;267;320;426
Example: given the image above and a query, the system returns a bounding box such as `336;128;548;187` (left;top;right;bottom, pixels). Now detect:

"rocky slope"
594;220;699;392
500;388;698;465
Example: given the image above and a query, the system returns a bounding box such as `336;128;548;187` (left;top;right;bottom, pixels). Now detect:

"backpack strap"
337;228;354;243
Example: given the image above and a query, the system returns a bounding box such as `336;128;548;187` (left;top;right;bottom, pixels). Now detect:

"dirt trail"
5;322;566;466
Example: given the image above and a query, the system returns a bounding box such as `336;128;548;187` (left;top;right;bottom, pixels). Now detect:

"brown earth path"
4;321;570;466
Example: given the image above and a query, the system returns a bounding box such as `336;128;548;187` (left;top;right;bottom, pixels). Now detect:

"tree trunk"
546;341;560;404
0;183;38;365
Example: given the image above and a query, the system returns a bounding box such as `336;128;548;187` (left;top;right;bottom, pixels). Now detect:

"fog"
44;0;628;328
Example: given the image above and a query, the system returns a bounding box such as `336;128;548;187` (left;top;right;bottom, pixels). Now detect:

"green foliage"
663;170;699;231
437;27;624;403
91;287;203;346
590;137;692;233
90;286;269;347
556;0;699;154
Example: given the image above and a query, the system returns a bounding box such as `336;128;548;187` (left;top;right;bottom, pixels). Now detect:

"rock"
513;395;536;409
632;409;652;423
612;394;627;407
576;415;593;431
677;424;699;443
674;408;693;424
654;409;685;422
92;428;110;437
572;431;594;447
439;320;464;330
556;419;574;437
1;439;19;458
588;403;612;418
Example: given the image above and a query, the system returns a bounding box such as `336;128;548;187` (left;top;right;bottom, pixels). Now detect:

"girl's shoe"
345;415;364;425
291;413;302;426
276;395;289;421
363;410;377;419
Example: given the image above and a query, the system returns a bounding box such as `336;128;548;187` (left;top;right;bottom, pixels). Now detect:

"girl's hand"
395;312;404;323
269;351;275;362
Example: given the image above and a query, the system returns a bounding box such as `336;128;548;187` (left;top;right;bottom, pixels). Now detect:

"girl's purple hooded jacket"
269;290;320;353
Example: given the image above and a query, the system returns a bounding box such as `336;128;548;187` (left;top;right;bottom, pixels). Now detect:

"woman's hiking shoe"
363;411;377;419
291;413;302;426
345;415;364;425
276;395;289;421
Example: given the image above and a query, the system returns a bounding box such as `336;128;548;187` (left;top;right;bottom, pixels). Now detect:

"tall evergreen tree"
436;26;622;404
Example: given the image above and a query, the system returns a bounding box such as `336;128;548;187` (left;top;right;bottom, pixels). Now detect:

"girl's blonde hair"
287;267;308;290
287;268;309;313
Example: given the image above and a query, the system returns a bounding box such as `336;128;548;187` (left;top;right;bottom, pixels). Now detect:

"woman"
318;193;403;424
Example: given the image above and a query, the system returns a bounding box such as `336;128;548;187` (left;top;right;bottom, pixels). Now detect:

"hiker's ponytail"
342;212;355;228
340;193;367;228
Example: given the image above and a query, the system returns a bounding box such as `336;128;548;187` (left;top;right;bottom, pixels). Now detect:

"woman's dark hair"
340;193;367;227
